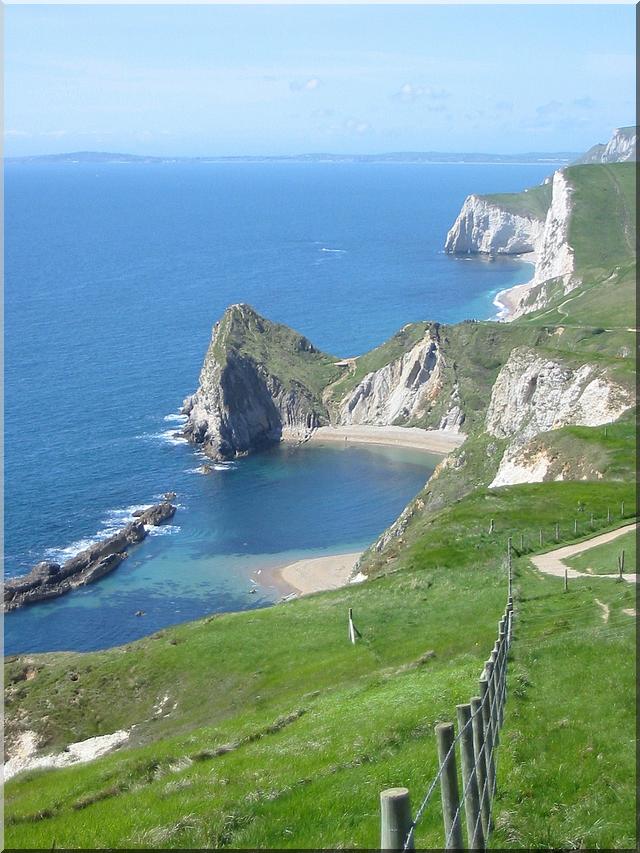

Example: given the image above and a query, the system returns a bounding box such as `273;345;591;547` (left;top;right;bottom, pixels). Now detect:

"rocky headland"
445;125;636;320
4;502;176;612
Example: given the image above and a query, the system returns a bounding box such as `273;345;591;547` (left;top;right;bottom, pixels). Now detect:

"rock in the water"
4;502;177;612
136;502;176;526
163;492;177;500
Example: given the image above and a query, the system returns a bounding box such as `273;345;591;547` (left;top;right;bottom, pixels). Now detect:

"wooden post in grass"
555;523;560;542
604;425;608;438
539;529;543;547
348;608;357;644
457;704;485;850
617;554;622;581
436;723;463;850
520;532;524;552
507;538;513;598
607;507;611;524
621;501;625;518
380;788;414;850
621;549;625;573
590;513;595;529
564;568;568;593
489;518;495;535
470;695;490;839
574;519;578;535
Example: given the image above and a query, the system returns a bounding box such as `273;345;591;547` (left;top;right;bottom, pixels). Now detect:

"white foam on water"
42;501;167;564
158;429;189;445
45;538;101;563
321;247;346;253
163;412;188;423
136;430;188;446
146;524;181;537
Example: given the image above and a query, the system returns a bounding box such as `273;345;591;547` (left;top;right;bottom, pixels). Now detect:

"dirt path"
530;522;637;584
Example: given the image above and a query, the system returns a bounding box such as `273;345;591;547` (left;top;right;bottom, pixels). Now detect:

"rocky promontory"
4;502;176;612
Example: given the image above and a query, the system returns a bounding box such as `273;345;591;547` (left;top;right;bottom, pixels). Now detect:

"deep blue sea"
4;162;553;654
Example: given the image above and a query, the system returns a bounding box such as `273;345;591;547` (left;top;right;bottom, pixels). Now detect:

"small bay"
5;161;551;653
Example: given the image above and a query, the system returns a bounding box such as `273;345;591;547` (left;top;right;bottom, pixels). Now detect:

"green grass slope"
5;481;636;849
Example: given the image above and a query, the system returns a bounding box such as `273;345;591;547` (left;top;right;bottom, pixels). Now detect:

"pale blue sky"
5;4;636;156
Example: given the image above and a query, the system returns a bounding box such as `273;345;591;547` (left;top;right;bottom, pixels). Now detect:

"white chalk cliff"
578;126;637;164
337;333;445;427
444;195;545;255
445;169;579;320
486;347;634;487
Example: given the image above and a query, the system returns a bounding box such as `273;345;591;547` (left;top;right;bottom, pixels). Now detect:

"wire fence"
378;506;634;850
379;595;514;851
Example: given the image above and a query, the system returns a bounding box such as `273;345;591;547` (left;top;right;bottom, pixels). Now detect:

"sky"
4;4;636;156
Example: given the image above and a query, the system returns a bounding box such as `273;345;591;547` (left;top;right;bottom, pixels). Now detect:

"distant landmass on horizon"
7;149;580;165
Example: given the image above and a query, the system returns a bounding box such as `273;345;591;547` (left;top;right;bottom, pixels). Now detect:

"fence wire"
403;596;512;851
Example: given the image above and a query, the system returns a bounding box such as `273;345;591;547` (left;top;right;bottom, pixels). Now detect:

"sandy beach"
306;425;466;454
493;251;538;321
257;551;365;599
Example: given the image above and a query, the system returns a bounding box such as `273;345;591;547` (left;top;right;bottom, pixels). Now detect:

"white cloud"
393;83;450;103
289;77;321;93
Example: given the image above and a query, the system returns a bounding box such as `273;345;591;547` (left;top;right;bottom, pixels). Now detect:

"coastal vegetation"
5;144;636;848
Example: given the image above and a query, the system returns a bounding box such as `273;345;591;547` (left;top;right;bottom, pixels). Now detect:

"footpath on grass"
531;522;638;585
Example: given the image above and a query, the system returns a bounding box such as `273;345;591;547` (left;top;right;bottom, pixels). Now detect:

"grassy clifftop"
481;180;552;220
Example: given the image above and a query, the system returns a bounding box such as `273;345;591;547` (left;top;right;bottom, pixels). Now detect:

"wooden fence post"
380;788;414;850
478;674;495;820
590;513;595;529
555;523;560;542
436;723;464;850
520;532;524;552
607;507;611;524
563;568;568;593
489;518;495;535
457;704;485;850
539;529;543;547
574;519;578;535
621;501;625;518
470;696;490;839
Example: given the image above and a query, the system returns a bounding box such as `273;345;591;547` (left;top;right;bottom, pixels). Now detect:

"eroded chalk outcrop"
486;347;634;487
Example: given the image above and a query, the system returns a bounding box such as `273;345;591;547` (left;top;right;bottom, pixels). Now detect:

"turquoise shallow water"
4;161;551;653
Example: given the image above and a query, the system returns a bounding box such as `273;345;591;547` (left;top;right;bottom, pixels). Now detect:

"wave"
185;462;236;474
137;429;188;446
320;247;346;254
42;501;170;563
163;412;188;423
146;524;181;537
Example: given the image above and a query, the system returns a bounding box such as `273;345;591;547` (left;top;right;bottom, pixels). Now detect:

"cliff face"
577;126;637;164
337;332;446;427
183;304;333;459
485;347;634;487
445;168;580;321
444;195;545;255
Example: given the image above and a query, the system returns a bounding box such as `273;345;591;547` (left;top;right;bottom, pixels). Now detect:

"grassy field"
566;529;636;576
5;480;636;849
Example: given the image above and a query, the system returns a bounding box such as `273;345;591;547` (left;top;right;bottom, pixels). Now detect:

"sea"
4;161;553;654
